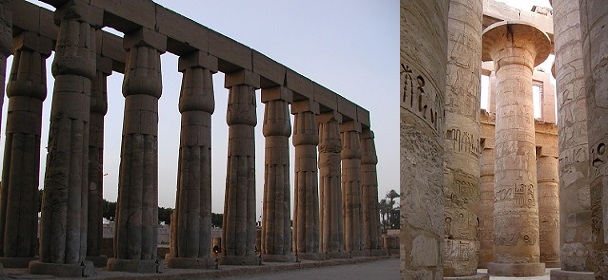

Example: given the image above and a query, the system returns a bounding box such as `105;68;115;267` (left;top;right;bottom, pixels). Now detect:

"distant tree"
379;199;390;232
379;189;400;230
102;199;117;221
38;189;43;213
212;213;223;228
158;207;173;224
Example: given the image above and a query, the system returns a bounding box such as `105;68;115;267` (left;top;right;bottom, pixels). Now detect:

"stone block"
96;54;113;75
313;83;337;111
261;86;292;103
124;27;167;52
317;111;342;124
98;32;126;72
550;269;595;280
410;235;439;267
29;260;95;277
253;50;286;87
166;256;214;269
12;1;40;35
106;258;159;273
156;7;208;55
337;95;357;121
54;0;104;27
339;120;362;133
178;51;218;72
487;262;545;277
13;31;52;56
0;257;36;268
291;99;319;114
444;274;489;280
224;69;260;88
356;106;370;127
209;29;252;72
92;0;155;32
286;69;313;98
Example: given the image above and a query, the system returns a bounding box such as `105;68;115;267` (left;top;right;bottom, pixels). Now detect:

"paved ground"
480;268;555;280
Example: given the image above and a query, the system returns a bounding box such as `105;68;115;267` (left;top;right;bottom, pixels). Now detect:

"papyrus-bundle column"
536;151;560;268
0;32;51;268
550;0;595;278
292;100;323;260
341;120;365;256
443;0;483;276
479;136;496;268
578;0;608;277
0;0;11;130
360;128;382;255
260;86;294;262
318;112;348;259
167;51;217;269
107;27;165;273
221;69;260;265
401;0;448;278
86;55;111;267
482;21;551;277
30;2;101;277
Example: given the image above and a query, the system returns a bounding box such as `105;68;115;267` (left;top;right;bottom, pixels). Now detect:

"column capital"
124;27;167;53
291;99;319;115
317;111;342;124
224;69;260;89
360;128;374;140
339;120;361;133
178;51;218;73
53;0;103;27
261;86;292;103
13;32;53;57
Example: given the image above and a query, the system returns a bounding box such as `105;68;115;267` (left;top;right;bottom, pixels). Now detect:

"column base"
106;258;160;273
544;260;561;268
29;260;95;277
488;262;545;277
327;251;351;259
220;255;260;265
297;252;326;261
444;273;489;280
350;250;370;257
166;256;215;269
368;249;387;256
0;257;37;268
550;269;595;280
86;255;108;267
262;253;296;262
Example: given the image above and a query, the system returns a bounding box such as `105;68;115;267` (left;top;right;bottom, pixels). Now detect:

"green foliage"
379;189;400;232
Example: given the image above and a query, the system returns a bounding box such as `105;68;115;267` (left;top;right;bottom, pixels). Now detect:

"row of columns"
0;1;382;276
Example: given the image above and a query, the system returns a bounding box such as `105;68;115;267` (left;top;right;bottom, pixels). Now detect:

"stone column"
30;2;101;277
0;0;11;129
260;86;295;262
482;21;551;277
578;0;608;278
221;69;259;265
292;99;323;260
166;51;217;269
400;0;448;278
86;55;111;267
537;152;560;268
443;0;483;277
360;128;382;255
0;32;51;268
318;112;348;259
107;28;165;273
479;136;496;268
341;120;366;256
550;0;595;278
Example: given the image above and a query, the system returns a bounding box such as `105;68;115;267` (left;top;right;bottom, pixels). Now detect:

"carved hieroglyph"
401;0;448;278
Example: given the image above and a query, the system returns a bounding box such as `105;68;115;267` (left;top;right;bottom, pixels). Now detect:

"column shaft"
537;155;560;267
479;143;495;268
341;122;364;255
261;87;294;262
318;113;346;258
360;129;381;253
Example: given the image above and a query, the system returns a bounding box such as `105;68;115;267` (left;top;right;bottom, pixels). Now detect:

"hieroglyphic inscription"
589;140;608;243
495;183;536;207
450;171;479;205
446;128;481;156
401;63;443;133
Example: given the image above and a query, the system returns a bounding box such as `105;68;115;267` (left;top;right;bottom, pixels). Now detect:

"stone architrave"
0;32;51;268
0;0;11;130
578;0;608;278
107;28;165;273
341;120;365;257
30;2;101;277
260;86;295;262
550;0;595;278
482;21;551;277
318;112;348;259
400;0;448;278
86;55;111;267
166;51;217;269
221;69;260;265
360;128;382;255
443;0;483;277
292;99;323;260
479;134;496;268
537;152;560;268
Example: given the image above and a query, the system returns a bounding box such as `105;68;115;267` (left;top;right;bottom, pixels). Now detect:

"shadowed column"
292;100;323;260
260;86;295;262
482;21;551;277
0;0;11;131
221;69;259;265
167;51;217;269
341;120;366;256
30;2;101;277
0;32;51;268
479;135;496;268
360;128;382;256
537;152;560;268
318;112;348;259
107;27;165;273
86;55;111;267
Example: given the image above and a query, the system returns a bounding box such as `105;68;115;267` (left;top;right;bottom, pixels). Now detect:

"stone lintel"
89;0;156;33
123;27;167;53
339;120;362;133
97;31;126;73
317;111;343;124
291;99;319;115
155;6;209;55
286;69;313;99
313;83;337;111
356;106;370;128
96;54;113;76
261;86;292;103
53;0;104;27
13;31;53;56
209;29;252;72
337;95;357;121
482;21;552;67
254;50;286;88
178;51;218;73
224;69;260;89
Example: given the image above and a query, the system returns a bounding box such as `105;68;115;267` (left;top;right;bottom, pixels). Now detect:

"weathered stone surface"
360;129;381;251
443;0;483;276
341;121;365;256
537;154;560;267
478;114;495;268
578;0;608;278
401;0;448;278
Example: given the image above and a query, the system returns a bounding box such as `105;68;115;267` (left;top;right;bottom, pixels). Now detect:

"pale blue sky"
3;0;399;217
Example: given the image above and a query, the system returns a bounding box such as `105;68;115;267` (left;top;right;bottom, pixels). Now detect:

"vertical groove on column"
341;128;363;255
361;129;381;254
